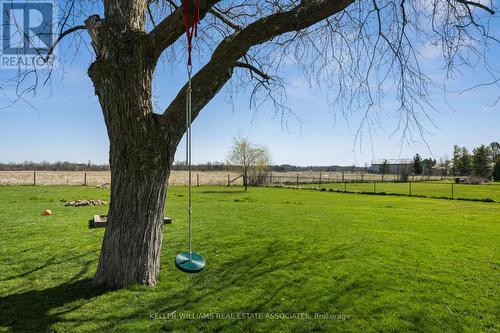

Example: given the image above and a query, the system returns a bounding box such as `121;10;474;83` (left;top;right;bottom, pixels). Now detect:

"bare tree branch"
159;0;355;143
43;25;87;63
234;62;270;80
455;0;495;14
209;6;242;31
149;0;221;59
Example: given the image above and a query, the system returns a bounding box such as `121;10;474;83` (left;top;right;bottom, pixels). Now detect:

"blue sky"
0;3;499;167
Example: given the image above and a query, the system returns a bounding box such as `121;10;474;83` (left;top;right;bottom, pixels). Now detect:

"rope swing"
175;0;206;273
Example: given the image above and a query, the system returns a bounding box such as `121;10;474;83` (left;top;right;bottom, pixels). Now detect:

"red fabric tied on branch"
182;0;200;66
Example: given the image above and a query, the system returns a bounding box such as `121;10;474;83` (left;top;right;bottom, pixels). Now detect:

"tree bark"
94;159;170;288
87;19;177;289
243;169;248;191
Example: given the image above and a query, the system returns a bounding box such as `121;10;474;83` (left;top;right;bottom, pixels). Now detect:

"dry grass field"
0;170;447;186
0;171;240;186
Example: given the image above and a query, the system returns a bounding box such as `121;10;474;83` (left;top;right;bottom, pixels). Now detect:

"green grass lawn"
303;181;500;202
0;186;498;332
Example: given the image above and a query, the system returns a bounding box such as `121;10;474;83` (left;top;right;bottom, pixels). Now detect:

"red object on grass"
43;209;52;216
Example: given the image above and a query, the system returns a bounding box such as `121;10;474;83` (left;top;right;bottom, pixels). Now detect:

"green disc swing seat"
175;251;205;273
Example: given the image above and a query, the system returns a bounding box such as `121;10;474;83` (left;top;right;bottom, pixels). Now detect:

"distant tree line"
172;162;370;173
1;160;369;173
0;161;109;171
172;160;228;171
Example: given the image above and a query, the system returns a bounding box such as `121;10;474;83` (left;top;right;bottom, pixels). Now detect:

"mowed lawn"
0;186;498;332
305;181;500;202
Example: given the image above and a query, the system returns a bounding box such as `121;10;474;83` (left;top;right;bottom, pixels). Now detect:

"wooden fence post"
33;171;36;186
319;173;322;188
342;171;345;183
373;181;376;193
409;182;412;196
227;174;230;186
197;173;200;187
84;172;87;186
451;183;454;199
296;174;299;188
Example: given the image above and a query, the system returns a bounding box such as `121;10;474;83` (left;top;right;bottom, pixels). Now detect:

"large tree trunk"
87;17;178;288
94;158;170;288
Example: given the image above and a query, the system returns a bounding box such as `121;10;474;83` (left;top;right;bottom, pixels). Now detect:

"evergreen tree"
422;158;437;176
452;145;462;175
489;142;500;162
453;147;473;176
493;160;500;181
472;145;492;178
412;154;423;175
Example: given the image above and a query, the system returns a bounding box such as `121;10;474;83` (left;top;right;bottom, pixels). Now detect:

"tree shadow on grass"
200;189;247;194
146;241;360;332
0;278;107;333
0;250;99;282
0;242;361;332
0;250;102;332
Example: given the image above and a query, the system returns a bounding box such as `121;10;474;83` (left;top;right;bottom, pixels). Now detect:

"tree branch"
234;62;270;80
455;0;495;15
50;25;87;57
210;6;242;31
29;25;87;63
149;0;221;59
159;0;355;142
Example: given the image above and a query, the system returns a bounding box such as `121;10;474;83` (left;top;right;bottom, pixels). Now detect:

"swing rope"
174;0;204;273
186;66;192;259
184;0;199;262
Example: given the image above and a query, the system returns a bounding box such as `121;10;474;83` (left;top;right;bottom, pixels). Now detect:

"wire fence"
276;178;499;202
0;170;450;186
0;171;239;186
0;171;496;202
266;173;451;185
